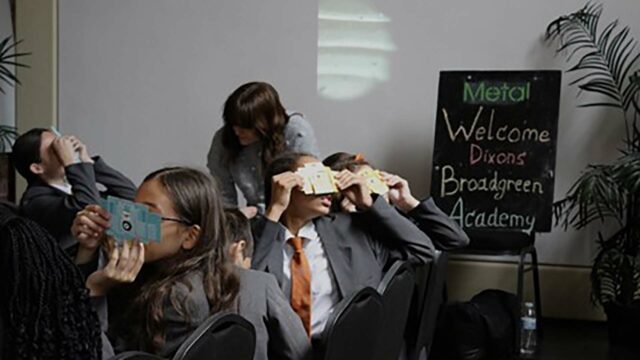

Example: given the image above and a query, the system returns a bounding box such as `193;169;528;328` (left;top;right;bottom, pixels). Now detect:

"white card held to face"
296;164;314;195
296;163;338;195
358;168;389;195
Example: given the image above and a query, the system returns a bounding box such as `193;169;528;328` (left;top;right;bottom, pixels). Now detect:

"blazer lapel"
266;232;286;291
253;219;286;290
315;217;354;299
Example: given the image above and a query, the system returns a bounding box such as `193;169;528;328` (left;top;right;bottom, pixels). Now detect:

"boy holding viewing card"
11;128;136;254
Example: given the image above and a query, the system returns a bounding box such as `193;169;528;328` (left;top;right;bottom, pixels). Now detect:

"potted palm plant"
546;3;640;358
0;35;29;202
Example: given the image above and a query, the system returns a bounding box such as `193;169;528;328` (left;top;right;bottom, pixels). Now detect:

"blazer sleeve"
22;162;100;238
65;162;102;207
285;115;320;157
406;197;470;251
92;156;137;200
158;282;210;358
265;275;313;360
206;129;238;207
361;196;435;266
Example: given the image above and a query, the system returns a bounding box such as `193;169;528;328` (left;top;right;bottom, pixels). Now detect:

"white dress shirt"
282;221;340;336
50;182;73;195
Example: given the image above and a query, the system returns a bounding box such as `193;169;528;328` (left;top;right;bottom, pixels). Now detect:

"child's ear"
30;163;44;176
236;240;247;253
229;240;246;257
230;240;250;268
182;224;201;250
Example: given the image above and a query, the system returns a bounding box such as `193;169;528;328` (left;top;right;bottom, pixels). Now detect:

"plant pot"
604;301;640;360
0;153;15;202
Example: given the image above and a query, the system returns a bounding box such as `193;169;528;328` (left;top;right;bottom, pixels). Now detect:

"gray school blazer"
406;197;470;251
252;196;436;301
160;268;311;360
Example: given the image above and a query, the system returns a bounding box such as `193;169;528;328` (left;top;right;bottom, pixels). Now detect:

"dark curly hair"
0;204;102;359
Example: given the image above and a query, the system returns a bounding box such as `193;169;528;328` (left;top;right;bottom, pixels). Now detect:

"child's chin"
317;206;331;216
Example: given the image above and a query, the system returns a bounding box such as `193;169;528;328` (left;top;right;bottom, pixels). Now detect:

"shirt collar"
49;182;73;195
282;221;318;243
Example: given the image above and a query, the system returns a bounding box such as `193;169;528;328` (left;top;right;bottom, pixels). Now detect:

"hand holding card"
335;170;373;210
86;240;145;296
50;126;82;163
358;168;389;195
380;171;420;213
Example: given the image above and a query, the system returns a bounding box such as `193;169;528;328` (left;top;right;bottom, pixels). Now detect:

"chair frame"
172;312;256;360
109;351;166;360
406;251;444;360
375;260;416;360
318;287;383;360
377;260;414;295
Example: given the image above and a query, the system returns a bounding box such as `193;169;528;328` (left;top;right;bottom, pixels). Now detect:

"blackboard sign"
430;71;561;232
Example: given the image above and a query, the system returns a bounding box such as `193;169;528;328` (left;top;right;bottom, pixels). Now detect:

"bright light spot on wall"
317;0;396;101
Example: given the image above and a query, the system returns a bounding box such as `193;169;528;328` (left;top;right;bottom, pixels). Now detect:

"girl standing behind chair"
74;167;311;359
207;82;319;217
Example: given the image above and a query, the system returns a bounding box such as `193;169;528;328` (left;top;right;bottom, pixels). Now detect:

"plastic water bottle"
520;302;537;356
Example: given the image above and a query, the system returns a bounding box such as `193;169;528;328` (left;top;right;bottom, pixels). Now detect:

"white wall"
58;0;640;267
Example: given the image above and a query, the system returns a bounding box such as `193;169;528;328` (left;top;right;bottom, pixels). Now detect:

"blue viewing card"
146;213;162;243
99;196;162;243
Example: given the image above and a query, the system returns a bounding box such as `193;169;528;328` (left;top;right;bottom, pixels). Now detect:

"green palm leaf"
591;245;640;306
0;125;18;152
549;4;640;306
546;3;640;113
0;35;29;93
553;163;626;229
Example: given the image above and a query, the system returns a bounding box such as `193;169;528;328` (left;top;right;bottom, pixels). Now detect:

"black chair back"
317;287;383;360
406;250;448;360
462;229;533;253
109;351;166;360
172;312;256;360
374;261;416;360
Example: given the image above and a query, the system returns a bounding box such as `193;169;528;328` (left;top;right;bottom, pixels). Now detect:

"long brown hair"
222;82;291;169
129;167;240;352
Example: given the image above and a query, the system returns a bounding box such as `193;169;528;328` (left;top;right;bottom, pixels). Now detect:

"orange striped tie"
289;236;312;336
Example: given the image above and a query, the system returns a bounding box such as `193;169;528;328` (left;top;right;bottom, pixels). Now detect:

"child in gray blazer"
253;152;436;338
74;167;311;359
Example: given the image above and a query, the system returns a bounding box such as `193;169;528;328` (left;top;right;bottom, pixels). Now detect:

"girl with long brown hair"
74;167;310;359
207;82;319;217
